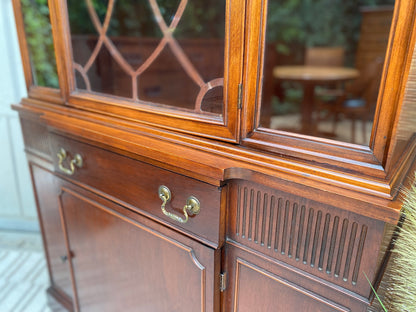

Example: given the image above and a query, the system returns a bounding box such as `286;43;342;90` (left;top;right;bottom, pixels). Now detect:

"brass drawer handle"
158;185;200;224
57;148;83;175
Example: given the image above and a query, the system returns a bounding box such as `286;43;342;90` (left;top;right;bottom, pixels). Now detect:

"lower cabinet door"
57;180;219;312
31;165;74;306
223;242;368;312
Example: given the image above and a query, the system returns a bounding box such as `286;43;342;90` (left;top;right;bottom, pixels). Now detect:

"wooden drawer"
49;133;224;248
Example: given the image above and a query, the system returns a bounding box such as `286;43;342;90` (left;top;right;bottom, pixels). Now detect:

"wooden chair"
305;47;345;67
306;46;346;94
305;47;347;120
327;57;384;143
315;7;393;143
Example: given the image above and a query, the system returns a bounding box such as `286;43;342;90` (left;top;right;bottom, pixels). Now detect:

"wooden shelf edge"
14;101;411;223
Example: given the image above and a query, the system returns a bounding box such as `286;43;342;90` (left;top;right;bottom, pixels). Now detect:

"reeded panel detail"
235;185;368;286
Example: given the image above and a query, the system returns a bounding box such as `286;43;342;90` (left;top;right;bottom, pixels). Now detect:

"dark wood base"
47;287;73;312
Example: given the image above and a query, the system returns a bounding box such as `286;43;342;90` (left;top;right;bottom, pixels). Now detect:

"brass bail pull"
158;185;200;224
57;148;83;176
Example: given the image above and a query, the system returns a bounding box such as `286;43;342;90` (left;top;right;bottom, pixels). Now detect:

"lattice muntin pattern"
71;0;224;113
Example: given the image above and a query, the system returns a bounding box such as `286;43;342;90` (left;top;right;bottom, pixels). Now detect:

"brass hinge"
237;83;243;109
220;272;227;292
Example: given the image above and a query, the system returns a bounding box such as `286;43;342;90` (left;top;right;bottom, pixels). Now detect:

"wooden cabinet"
11;0;416;311
31;165;74;307
48;133;225;248
59;180;219;312
223;243;367;312
29;132;221;311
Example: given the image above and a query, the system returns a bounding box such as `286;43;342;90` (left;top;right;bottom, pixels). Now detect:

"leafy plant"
266;0;395;64
21;0;59;88
368;173;416;312
385;174;416;311
364;272;388;312
66;0;225;38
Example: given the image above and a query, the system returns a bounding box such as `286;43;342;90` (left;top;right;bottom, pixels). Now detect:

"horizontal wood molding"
66;93;238;143
14;101;409;223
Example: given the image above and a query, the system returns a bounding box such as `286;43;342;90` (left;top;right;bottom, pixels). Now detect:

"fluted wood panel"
229;181;384;296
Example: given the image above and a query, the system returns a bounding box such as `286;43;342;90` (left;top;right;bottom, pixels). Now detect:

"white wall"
0;0;37;231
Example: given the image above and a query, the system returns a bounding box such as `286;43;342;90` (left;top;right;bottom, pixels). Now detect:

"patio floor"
0;229;389;312
0;230;50;312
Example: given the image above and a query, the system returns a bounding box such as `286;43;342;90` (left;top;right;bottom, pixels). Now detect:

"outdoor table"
273;65;359;134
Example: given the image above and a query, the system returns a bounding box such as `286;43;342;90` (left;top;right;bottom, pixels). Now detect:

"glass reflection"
262;1;395;145
390;59;416;167
67;0;225;115
21;0;59;88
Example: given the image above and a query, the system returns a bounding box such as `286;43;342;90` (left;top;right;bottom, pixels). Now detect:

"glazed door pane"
67;0;225;115
260;1;394;145
19;0;59;88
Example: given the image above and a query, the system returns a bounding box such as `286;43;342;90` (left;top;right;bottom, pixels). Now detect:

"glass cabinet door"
19;0;59;89
56;0;244;141
257;0;395;146
240;0;416;177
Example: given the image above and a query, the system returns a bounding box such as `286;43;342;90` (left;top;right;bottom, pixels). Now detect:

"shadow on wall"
0;0;37;231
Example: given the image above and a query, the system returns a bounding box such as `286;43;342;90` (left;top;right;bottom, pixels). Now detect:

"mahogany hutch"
11;0;416;311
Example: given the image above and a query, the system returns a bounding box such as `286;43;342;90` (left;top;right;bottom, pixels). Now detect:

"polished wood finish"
223;242;368;312
31;165;74;309
46;0;245;143
12;1;416;311
58;181;219;312
11;0;63;104
241;0;416;182
49;132;224;248
47;286;73;312
227;181;385;297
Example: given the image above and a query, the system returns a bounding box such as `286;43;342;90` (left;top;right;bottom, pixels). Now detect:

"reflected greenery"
21;0;59;88
267;0;395;117
67;0;225;38
21;0;225;90
267;0;395;64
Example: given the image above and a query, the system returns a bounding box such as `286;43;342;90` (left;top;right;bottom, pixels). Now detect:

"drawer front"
49;133;223;247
